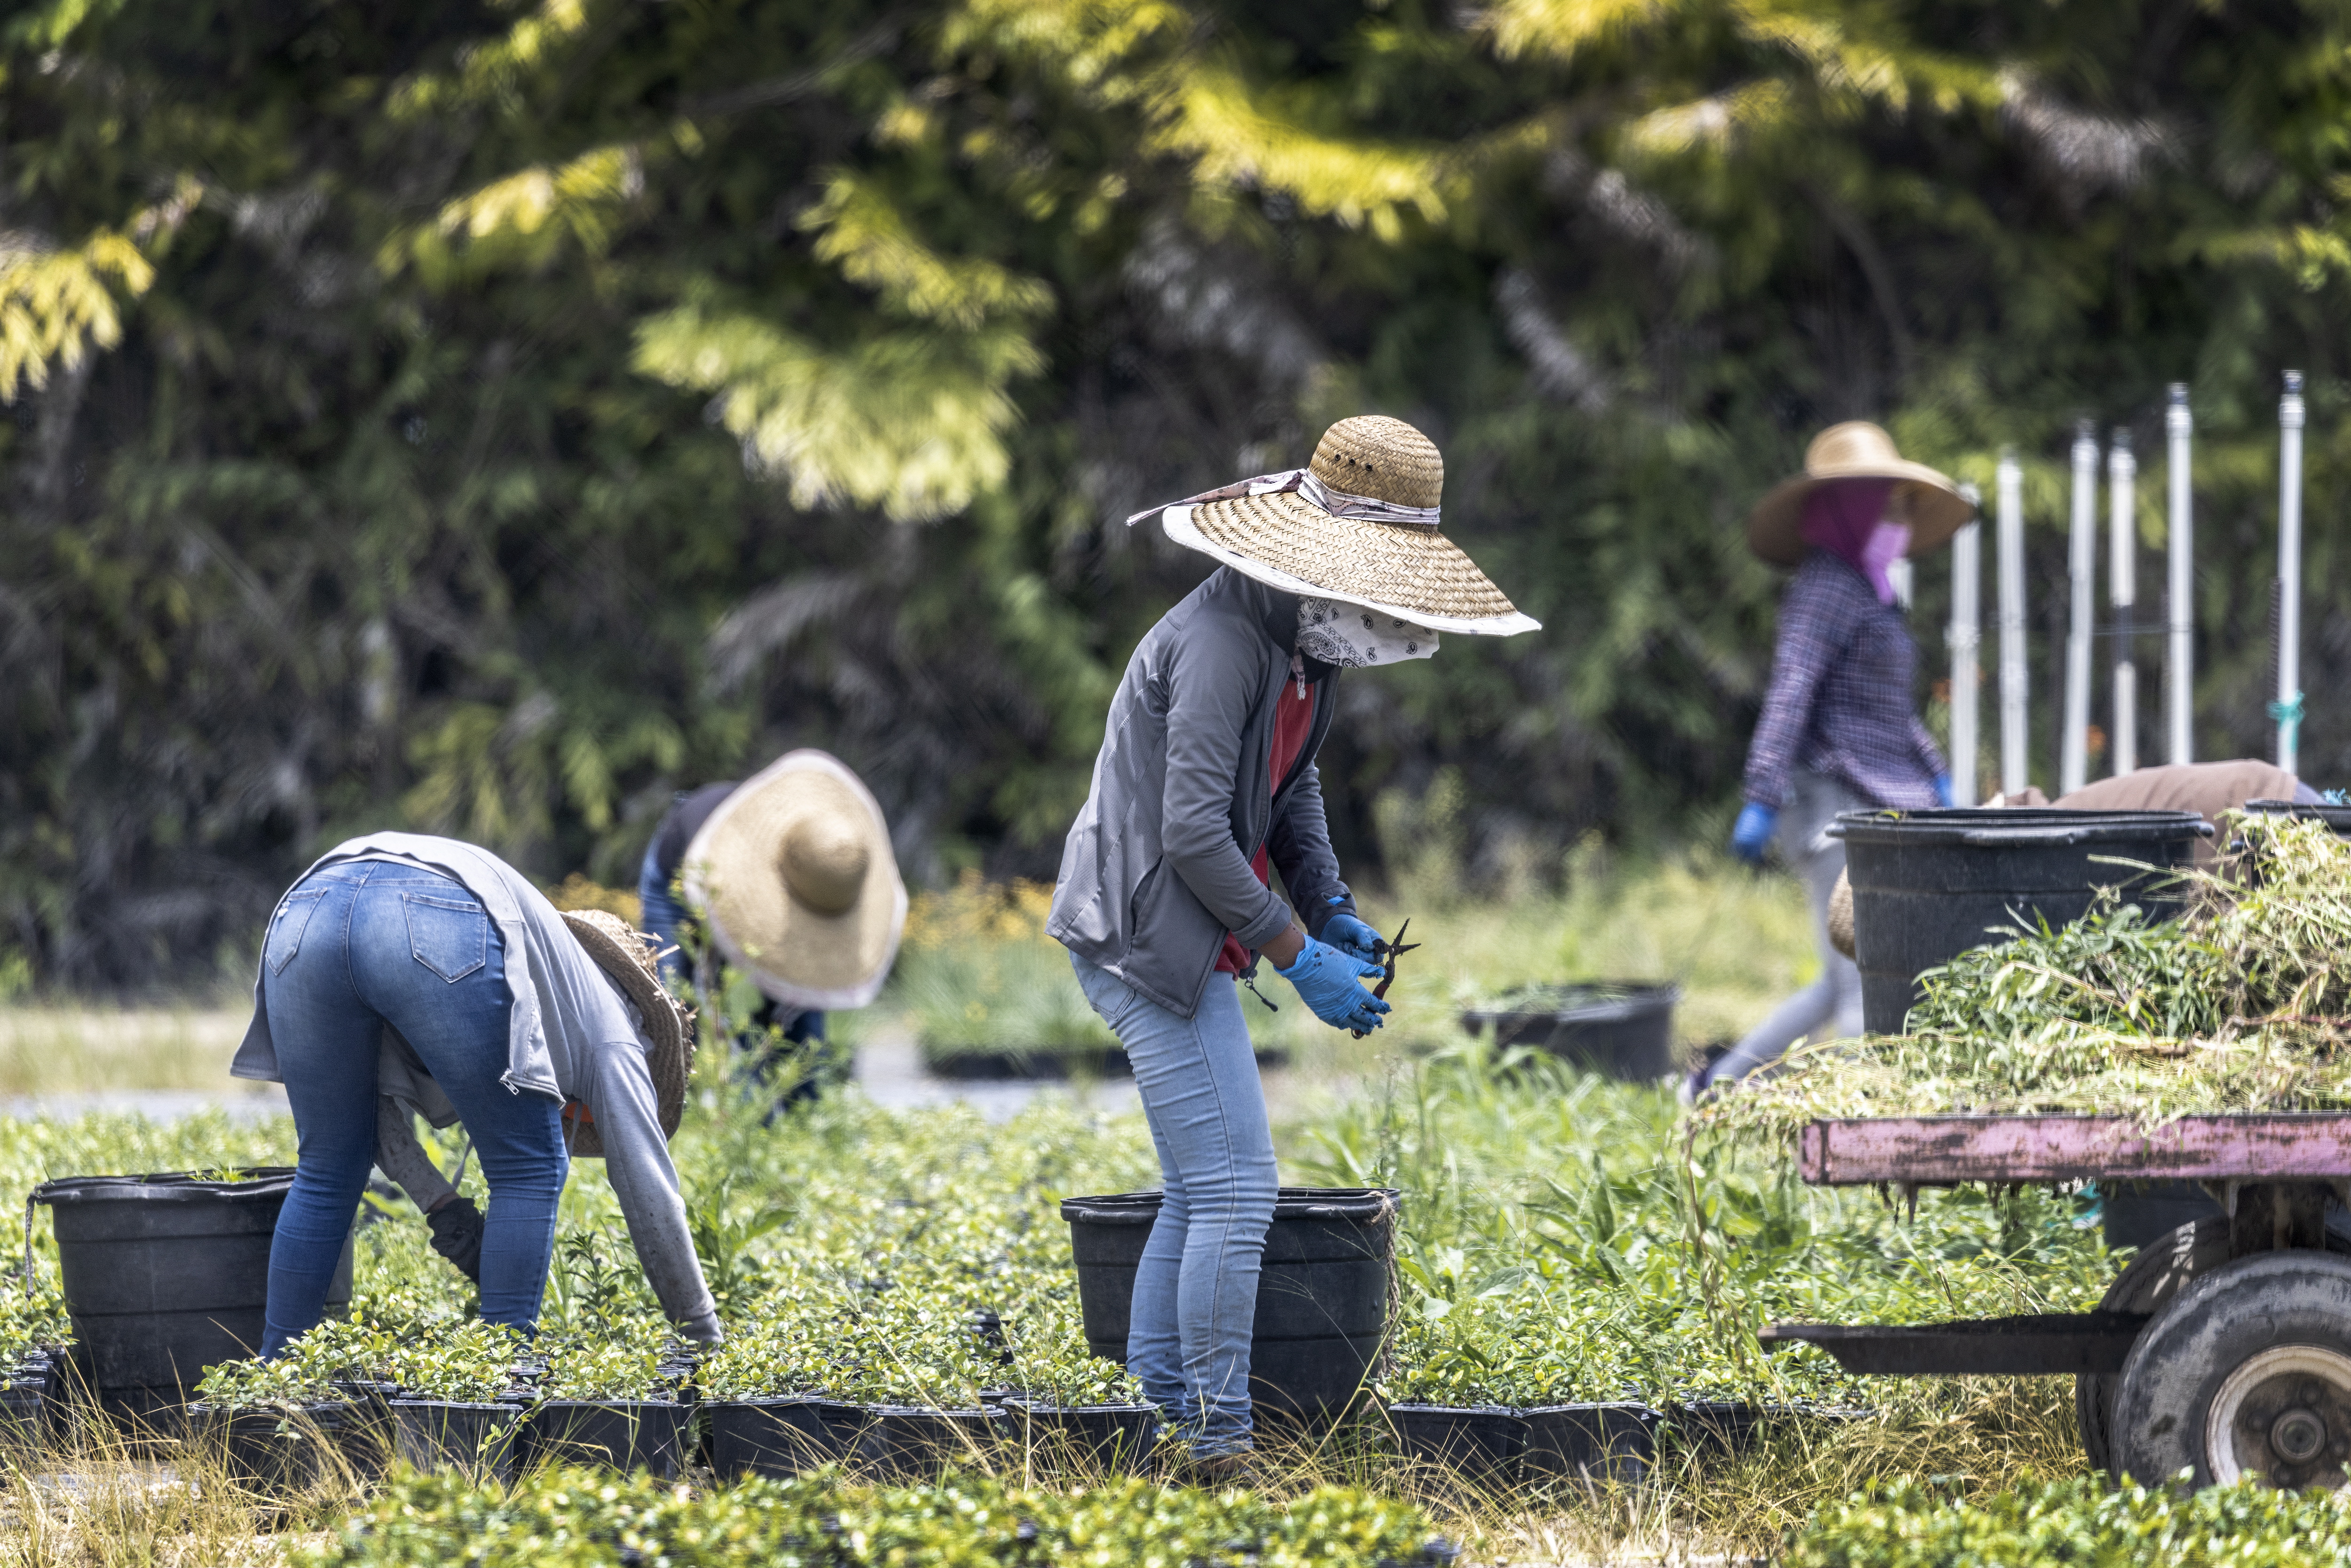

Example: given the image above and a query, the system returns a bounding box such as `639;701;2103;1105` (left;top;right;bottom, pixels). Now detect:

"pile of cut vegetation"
1696;813;2351;1145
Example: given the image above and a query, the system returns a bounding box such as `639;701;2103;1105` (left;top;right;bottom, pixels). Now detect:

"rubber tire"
2076;1217;2231;1474
2109;1250;2351;1489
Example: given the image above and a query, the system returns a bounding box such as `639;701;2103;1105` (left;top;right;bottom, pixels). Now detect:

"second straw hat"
1745;421;1972;566
560;907;695;1155
681;749;907;1011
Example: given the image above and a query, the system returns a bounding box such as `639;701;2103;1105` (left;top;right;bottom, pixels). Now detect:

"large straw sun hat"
1144;415;1539;637
1746;421;1972;566
560;907;695;1156
680;749;907;1011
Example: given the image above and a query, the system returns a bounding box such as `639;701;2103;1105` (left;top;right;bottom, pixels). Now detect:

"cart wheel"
2076;1217;2230;1473
2111;1251;2351;1489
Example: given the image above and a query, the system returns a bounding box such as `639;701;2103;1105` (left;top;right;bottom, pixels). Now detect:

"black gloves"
426;1194;486;1283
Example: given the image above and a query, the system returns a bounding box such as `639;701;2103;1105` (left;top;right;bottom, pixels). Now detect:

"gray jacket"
1049;568;1356;1017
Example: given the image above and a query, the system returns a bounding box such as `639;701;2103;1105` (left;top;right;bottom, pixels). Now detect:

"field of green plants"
6;852;2351;1565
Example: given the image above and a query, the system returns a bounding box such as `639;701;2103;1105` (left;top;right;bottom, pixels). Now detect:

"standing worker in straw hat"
1687;422;1973;1103
232;833;719;1354
1052;415;1537;1470
636;751;906;1116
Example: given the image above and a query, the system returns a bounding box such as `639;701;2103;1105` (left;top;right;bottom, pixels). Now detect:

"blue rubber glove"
1275;936;1390;1032
1933;773;1955;807
1730;802;1778;865
1320;903;1385;966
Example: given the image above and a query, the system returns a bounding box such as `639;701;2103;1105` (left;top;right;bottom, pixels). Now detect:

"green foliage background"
1;0;2347;985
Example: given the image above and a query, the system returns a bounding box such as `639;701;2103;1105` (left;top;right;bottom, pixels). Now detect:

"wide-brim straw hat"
1156;415;1540;637
681;749;907;1011
560;908;695;1157
1746;421;1972;566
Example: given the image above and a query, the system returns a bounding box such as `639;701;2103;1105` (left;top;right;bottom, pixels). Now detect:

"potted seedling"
1000;1310;1156;1475
187;1353;355;1497
699;1315;854;1480
524;1335;690;1479
387;1321;530;1485
826;1301;1009;1482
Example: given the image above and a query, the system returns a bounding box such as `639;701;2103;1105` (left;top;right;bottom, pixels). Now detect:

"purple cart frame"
1798;1113;2351;1187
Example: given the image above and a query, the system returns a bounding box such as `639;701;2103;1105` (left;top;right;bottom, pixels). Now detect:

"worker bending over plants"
233;834;718;1355
1050;415;1535;1471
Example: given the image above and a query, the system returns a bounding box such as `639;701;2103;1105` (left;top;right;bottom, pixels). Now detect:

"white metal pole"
2278;369;2306;774
2164;385;2194;765
1996;448;2029;797
2062;420;2098;795
2109;428;2138;776
1948;487;1981;805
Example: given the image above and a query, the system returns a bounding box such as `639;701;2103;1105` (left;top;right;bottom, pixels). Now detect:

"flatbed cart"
1759;1113;2351;1489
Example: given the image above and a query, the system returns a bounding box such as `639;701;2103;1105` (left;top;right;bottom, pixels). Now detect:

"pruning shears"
1351;917;1421;1039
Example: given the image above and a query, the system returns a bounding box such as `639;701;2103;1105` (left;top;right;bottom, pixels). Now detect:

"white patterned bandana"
1296;597;1441;668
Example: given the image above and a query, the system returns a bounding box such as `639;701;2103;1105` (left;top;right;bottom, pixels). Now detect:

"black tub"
391;1399;522;1484
838;1405;1005;1481
1520;1403;1657;1485
1457;984;1679;1081
704;1395;847;1479
522;1399;690;1478
1064;1187;1397;1428
33;1170;352;1426
1387;1403;1526;1486
1001;1398;1158;1474
2244;798;2351;835
1831;809;2209;1035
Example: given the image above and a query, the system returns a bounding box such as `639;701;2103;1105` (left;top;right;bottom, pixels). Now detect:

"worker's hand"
1319;904;1385;966
1729;802;1779;866
1933;773;1955;807
1275;936;1390;1032
426;1194;486;1284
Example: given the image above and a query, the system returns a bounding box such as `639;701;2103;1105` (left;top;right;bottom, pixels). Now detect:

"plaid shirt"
1743;552;1945;811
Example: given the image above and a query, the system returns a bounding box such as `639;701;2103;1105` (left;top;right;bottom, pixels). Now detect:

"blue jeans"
259;862;568;1355
1072;953;1276;1455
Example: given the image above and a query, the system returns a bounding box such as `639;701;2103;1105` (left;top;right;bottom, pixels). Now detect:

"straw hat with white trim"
680;749;907;1012
1141;415;1540;637
560;907;695;1156
1746;421;1972;566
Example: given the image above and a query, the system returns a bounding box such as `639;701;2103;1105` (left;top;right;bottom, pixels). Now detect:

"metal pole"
1948;485;1981;805
1996;448;2029;797
2062;420;2098;794
2164;385;2194;765
2277;369;2306;773
2109;428;2137;776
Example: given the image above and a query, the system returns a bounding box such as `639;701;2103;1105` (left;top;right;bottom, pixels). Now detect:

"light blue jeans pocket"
265;890;328;976
403;892;488;982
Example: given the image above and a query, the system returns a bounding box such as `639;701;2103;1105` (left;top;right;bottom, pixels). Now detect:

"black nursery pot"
193;1401;355;1494
1455;984;1680;1082
390;1399;523;1486
0;1376;48;1453
703;1396;848;1480
1002;1399;1159;1474
1667;1400;1773;1459
841;1405;1006;1483
523;1399;690;1479
1520;1403;1658;1485
1386;1403;1527;1487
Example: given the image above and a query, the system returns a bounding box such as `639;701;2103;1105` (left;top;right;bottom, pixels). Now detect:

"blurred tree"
1;0;2349;984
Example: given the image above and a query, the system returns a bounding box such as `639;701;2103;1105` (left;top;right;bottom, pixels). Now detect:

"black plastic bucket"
390;1399;522;1485
33;1170;354;1425
1001;1399;1158;1474
839;1405;1005;1482
2244;799;2351;835
1521;1403;1657;1485
1062;1187;1397;1427
522;1399;689;1478
1387;1403;1526;1485
1831;809;2210;1035
703;1395;844;1479
1456;984;1679;1081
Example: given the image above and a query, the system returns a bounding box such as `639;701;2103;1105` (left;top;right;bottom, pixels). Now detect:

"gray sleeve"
375;1098;456;1211
1265;761;1352;938
584;1042;723;1342
1161;636;1293;948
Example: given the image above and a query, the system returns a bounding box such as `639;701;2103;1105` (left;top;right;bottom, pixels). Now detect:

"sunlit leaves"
0;229;153;402
801;175;1054;329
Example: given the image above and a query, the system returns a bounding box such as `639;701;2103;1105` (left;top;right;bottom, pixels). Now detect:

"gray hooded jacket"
1048;568;1357;1017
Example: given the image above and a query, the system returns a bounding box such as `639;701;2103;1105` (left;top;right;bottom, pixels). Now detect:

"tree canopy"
2;0;2348;984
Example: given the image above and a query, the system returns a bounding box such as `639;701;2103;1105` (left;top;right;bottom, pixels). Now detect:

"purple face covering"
1800;479;1908;604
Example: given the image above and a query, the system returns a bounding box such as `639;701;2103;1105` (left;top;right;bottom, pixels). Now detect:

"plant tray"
391;1400;522;1485
523;1399;690;1479
704;1396;851;1480
1759;1313;2152;1375
1798;1113;2351;1187
999;1399;1158;1473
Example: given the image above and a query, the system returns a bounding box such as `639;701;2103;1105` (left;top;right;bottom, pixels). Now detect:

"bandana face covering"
1297;597;1441;667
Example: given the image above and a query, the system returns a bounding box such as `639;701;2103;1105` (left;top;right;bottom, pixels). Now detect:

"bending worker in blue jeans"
232;833;721;1356
1050;416;1535;1468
